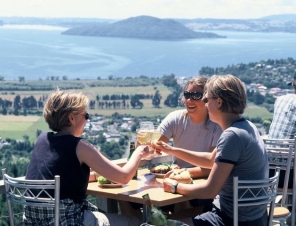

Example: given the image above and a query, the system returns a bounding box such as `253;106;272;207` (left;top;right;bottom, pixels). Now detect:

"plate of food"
150;164;173;178
99;183;123;188
151;172;166;178
97;176;123;188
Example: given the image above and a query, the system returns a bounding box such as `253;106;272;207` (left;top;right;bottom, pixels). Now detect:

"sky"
0;0;295;20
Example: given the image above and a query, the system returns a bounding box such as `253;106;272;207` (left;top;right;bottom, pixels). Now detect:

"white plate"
99;183;123;188
150;172;166;178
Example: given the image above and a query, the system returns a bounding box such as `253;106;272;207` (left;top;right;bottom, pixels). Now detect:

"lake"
0;25;296;80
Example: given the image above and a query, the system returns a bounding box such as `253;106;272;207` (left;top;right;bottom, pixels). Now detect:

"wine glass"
136;121;155;160
149;125;162;156
136;129;151;145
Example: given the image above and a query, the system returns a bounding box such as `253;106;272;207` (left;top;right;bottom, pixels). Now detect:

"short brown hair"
204;74;246;114
43;88;89;132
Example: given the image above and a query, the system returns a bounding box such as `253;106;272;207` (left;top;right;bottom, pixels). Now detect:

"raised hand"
152;140;174;155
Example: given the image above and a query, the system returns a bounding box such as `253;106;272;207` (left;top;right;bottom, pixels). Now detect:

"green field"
243;102;273;121
0;83;273;142
0;115;50;142
0;104;272;143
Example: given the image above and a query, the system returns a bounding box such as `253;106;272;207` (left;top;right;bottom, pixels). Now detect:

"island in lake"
62;15;226;40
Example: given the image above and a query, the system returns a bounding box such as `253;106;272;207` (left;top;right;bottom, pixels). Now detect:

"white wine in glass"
136;130;151;145
150;131;162;142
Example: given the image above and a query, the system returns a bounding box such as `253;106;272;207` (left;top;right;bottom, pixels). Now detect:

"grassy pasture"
243;102;273;121
0;115;49;141
0;83;178;141
0;82;273;142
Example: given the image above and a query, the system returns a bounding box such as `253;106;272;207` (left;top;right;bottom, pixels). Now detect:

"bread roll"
150;164;172;174
169;169;192;184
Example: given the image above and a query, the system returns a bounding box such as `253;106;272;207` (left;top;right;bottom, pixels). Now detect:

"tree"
164;91;180;107
22;96;37;109
13;108;19;116
161;74;178;88
253;91;265;105
130;95;144;109
2;107;7;115
264;93;276;104
152;90;161;108
13;95;22;110
262;120;271;134
18;76;25;83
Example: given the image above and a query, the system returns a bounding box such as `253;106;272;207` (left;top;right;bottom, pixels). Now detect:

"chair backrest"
263;138;296;148
263;137;295;203
233;167;280;226
1;168;60;226
263;136;296;226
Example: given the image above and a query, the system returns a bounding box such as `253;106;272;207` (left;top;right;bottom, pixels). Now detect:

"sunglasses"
84;113;89;120
183;91;203;100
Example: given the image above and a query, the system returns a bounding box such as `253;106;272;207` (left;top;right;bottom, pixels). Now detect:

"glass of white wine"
149;126;162;158
150;126;162;143
136;121;155;160
136;130;151;145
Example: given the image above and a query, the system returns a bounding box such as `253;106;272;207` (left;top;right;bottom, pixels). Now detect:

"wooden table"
87;168;206;221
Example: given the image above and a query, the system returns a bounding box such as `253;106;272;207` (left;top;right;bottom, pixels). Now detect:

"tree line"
0;90;164;115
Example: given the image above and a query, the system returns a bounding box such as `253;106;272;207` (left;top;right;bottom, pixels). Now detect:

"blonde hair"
43;88;89;132
204;74;246;114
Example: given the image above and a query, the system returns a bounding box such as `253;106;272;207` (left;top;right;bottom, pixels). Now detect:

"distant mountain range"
62;16;226;40
260;14;296;21
175;14;296;33
1;14;295;34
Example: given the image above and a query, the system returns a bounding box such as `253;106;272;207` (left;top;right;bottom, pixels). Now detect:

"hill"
62;15;226;40
259;14;296;21
176;14;296;33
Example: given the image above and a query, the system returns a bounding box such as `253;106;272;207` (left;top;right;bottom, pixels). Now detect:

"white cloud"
0;0;295;19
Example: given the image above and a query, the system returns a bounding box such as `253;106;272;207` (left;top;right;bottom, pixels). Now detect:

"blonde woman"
25;89;149;226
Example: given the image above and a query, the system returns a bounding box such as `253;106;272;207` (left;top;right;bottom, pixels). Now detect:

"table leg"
95;197;118;213
142;204;147;223
107;198;118;213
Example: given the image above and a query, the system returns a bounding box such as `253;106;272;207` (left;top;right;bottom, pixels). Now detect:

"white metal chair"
233;167;280;226
2;168;60;226
264;137;296;226
266;145;293;225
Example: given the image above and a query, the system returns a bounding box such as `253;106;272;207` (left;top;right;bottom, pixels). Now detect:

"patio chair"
264;137;296;226
2;168;60;226
233;167;280;226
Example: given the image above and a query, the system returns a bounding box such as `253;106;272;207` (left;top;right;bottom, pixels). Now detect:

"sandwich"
150;164;172;174
169;169;193;184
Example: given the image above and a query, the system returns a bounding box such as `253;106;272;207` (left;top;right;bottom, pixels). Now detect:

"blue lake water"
0;25;296;80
